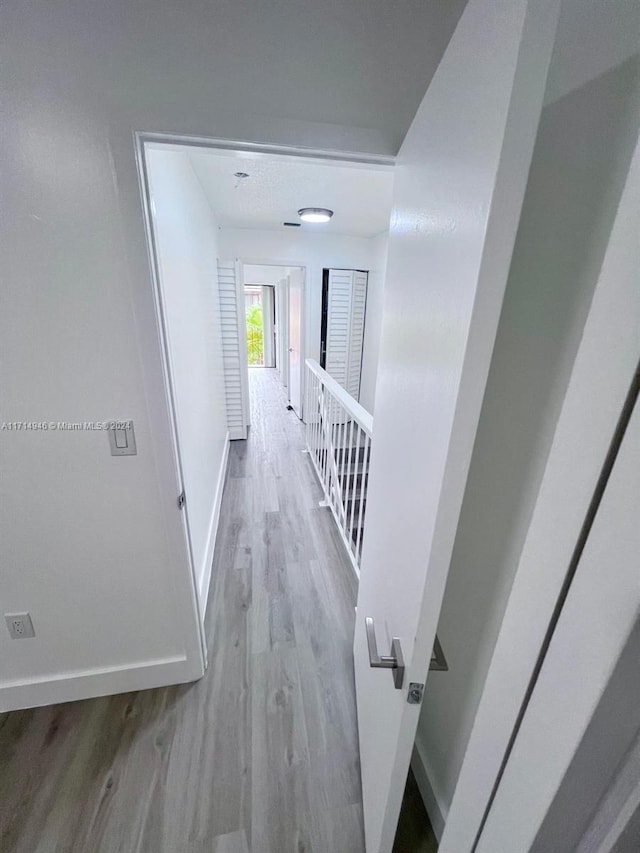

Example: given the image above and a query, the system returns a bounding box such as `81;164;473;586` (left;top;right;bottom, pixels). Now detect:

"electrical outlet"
5;613;35;639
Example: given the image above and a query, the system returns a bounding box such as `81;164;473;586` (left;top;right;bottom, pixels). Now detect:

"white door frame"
135;131;395;169
133;138;209;671
131;131;390;652
479;380;640;852
239;259;307;420
132;129;389;660
440;137;640;852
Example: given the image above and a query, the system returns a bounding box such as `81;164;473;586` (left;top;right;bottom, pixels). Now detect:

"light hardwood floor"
0;369;364;853
0;368;437;852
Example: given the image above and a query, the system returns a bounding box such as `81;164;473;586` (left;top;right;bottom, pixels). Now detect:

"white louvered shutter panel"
217;260;246;439
325;269;354;390
346;271;368;400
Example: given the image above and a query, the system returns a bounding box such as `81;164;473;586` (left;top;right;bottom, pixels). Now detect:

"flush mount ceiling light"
298;207;333;223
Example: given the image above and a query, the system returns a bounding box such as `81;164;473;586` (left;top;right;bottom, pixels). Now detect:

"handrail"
305;359;373;437
304;359;373;577
304;359;448;665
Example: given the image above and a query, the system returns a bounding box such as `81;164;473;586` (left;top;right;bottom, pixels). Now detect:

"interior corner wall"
414;54;640;827
359;231;388;414
146;147;228;610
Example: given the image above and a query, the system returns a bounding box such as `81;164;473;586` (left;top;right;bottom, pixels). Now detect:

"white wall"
359;231;388;413
242;264;289;285
414;53;640;831
1;0;406;712
146;147;228;610
218;228;376;401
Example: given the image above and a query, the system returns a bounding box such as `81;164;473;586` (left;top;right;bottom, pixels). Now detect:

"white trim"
239;258;308;422
0;655;200;713
198;432;230;617
228;426;247;440
306;359;373;435
411;741;447;842
133;134;208;668
440;137;640;852
137;131;396;169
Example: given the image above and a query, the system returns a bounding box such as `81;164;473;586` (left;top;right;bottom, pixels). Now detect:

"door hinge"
407;682;424;704
177;490;186;510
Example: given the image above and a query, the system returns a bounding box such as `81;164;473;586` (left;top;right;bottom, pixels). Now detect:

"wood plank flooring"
0;368;365;853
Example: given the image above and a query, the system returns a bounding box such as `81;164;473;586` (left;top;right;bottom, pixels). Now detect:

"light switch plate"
107;420;137;456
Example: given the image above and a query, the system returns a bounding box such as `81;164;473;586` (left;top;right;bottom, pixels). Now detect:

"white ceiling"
7;0;468;157
187;148;394;238
8;0;637;159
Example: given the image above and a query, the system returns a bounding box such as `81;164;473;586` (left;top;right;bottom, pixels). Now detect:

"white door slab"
477;391;640;851
325;269;354;389
448;134;640;853
287;268;304;418
353;0;561;850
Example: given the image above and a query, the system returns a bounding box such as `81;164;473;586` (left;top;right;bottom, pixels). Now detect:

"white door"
476;391;640;851
287;268;304;417
325;269;353;389
353;0;561;850
325;269;368;400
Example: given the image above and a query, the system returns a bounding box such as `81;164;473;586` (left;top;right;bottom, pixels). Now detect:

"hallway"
0;368;364;852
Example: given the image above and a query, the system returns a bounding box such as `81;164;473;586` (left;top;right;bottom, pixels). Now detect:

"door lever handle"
365;617;404;689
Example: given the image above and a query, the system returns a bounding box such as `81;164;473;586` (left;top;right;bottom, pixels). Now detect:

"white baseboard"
198;433;230;614
0;653;203;713
411;738;448;841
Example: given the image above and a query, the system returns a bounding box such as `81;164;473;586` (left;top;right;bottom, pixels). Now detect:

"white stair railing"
304;359;373;577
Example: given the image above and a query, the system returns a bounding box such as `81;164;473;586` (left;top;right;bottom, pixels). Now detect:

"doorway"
240;262;306;419
244;284;275;368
